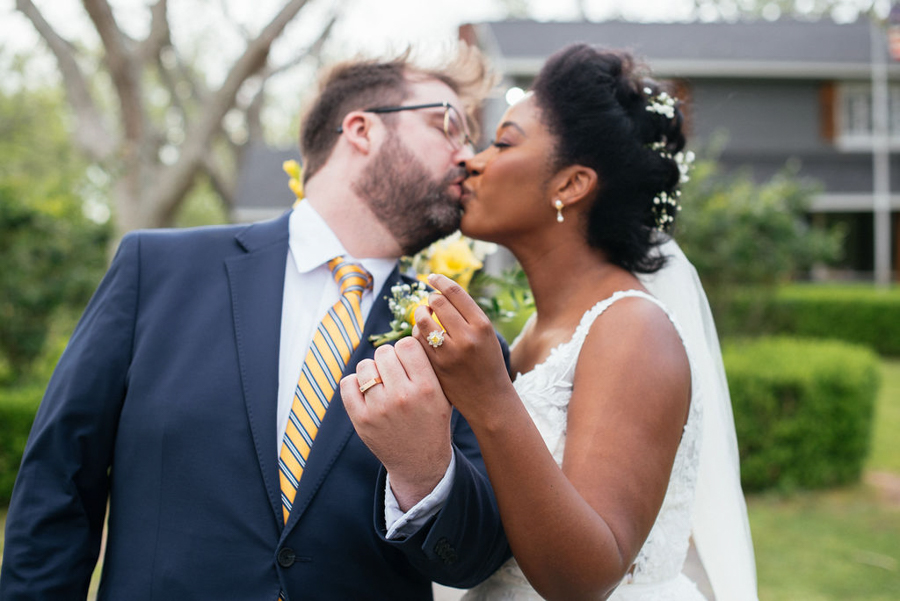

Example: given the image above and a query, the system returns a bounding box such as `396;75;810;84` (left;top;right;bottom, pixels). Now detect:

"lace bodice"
463;290;705;601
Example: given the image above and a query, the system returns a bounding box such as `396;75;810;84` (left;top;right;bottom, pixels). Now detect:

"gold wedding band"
358;376;383;394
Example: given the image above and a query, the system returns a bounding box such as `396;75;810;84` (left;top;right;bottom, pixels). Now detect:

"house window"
836;82;900;150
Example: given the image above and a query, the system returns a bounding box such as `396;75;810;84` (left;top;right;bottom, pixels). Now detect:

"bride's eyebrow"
498;121;527;136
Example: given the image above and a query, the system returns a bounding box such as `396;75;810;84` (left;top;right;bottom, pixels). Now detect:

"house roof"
233;144;299;221
466;18;897;79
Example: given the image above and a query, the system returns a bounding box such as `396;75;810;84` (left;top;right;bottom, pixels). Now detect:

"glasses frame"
337;102;474;150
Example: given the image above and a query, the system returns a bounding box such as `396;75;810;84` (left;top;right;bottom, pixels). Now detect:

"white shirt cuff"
384;448;456;540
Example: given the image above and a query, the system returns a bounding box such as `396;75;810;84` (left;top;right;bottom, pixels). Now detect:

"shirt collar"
288;200;397;293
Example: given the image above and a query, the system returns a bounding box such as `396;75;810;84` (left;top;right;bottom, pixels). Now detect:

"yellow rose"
288;178;304;201
282;159;302;180
427;238;483;290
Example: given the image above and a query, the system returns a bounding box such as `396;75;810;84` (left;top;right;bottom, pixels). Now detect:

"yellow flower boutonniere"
369;281;443;347
283;159;304;207
369;233;496;347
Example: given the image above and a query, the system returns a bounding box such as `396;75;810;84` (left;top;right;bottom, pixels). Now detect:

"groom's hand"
341;337;453;512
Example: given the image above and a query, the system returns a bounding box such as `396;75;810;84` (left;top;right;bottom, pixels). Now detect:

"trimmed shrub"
773;285;900;356
0;385;42;505
724;284;900;356
723;336;880;492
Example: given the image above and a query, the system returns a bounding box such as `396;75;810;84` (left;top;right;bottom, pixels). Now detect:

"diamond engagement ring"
358;376;383;394
426;330;445;348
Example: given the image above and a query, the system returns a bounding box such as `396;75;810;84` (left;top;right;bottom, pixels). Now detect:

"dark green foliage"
0;384;42;505
676;158;844;326
723;337;880;492
470;266;535;342
771;285;900;356
726;284;900;355
0;184;109;375
0;83;110;377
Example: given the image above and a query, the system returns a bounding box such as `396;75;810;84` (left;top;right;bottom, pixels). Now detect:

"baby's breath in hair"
644;88;694;231
643;87;676;119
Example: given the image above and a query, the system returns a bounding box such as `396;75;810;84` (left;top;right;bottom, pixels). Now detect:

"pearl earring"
554;199;564;223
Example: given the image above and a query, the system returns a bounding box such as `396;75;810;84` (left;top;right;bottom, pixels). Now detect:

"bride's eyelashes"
490;139;511;149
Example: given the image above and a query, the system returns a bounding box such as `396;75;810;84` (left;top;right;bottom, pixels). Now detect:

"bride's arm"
415;275;691;601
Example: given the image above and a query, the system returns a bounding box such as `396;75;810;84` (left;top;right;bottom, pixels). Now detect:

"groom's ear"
339;111;379;155
553;164;598;208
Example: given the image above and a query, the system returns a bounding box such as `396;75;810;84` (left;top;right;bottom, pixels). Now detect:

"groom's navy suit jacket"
0;211;510;600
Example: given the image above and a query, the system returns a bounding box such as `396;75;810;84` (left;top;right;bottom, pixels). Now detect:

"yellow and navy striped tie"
278;257;372;523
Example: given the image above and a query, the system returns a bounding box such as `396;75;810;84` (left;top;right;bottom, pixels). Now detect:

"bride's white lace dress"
462;290;706;601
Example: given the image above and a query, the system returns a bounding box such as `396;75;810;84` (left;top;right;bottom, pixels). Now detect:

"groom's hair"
299;45;493;183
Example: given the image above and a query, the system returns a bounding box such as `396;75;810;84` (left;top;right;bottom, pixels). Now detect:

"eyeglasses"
337;102;474;150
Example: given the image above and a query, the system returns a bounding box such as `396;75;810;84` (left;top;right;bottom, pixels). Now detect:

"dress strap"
573;289;680;344
510;290;687;384
560;290;686;374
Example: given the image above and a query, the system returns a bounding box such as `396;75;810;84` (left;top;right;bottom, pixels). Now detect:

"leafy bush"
0;84;110;377
772;285;900;356
0;384;42;505
676;157;843;325
0;185;109;375
725;284;900;355
723;337;880;492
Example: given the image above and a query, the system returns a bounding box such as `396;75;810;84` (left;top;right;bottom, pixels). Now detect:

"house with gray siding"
234;18;898;280
461;18;899;280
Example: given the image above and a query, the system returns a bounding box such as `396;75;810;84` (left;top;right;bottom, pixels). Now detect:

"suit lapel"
283;265;404;533
226;212;291;525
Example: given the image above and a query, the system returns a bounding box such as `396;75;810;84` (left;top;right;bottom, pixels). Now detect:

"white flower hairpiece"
645;146;695;231
643;87;676;119
645;85;696;232
652;190;681;231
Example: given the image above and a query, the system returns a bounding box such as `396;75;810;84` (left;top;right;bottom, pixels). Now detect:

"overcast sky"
0;0;885;139
0;0;694;56
1;0;884;83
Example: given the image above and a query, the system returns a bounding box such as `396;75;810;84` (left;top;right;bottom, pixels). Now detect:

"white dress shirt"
277;201;454;538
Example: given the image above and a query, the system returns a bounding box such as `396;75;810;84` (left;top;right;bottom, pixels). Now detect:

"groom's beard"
355;131;464;256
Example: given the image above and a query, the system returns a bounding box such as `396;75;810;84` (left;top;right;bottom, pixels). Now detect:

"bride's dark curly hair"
530;43;687;273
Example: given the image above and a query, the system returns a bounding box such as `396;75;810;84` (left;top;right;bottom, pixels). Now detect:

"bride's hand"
412;274;515;424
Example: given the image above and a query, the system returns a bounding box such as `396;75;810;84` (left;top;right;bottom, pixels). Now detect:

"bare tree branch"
151;0;314;222
202;151;236;211
245;82;265;143
138;0;170;67
267;13;337;77
82;0;144;142
219;0;252;40
15;0;114;160
166;46;210;107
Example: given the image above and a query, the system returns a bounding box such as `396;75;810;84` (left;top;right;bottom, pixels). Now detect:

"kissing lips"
458;183;475;213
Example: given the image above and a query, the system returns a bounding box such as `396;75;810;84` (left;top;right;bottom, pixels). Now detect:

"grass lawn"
747;358;900;601
749;485;900;601
2;362;899;600
868;359;900;474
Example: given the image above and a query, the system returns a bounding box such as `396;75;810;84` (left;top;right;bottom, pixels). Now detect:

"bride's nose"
464;150;487;176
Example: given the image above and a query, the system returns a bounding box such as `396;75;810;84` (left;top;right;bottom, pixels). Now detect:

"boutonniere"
369;233;498;347
369;280;438;347
283;159;304;206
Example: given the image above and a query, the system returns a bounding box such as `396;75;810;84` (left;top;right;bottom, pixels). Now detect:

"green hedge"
725;284;900;356
0;385;42;505
723;336;880;492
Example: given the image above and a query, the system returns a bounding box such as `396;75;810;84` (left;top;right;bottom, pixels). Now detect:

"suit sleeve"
375;335;512;588
0;234;140;600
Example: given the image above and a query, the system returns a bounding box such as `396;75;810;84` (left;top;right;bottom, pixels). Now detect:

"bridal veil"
639;239;759;601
